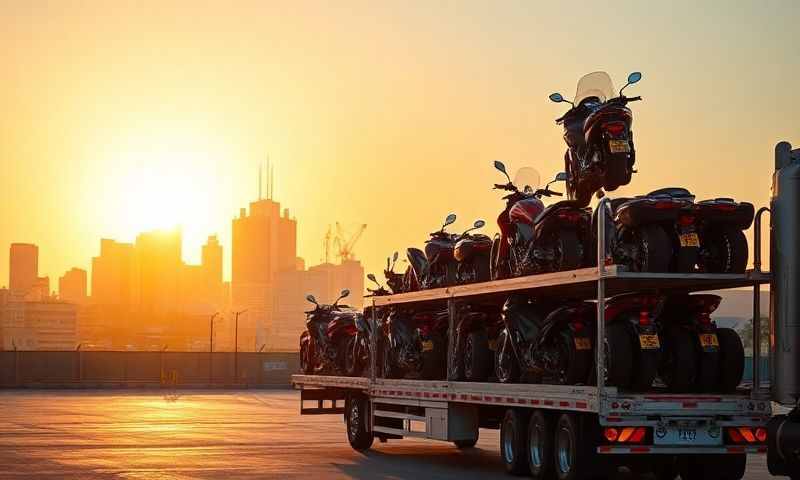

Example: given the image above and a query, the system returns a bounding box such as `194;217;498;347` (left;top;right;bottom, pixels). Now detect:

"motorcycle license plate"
608;139;630;153
488;339;498;351
699;333;719;348
639;334;661;350
679;232;700;247
421;340;434;352
574;337;592;350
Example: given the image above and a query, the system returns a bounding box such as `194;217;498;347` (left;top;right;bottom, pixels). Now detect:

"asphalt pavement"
0;390;782;479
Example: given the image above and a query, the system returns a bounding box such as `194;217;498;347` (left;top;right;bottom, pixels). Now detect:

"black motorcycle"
490;161;591;279
407;214;459;289
494;295;593;385
381;308;449;380
549;71;643;206
450;302;505;382
299;289;370;377
453;220;492;284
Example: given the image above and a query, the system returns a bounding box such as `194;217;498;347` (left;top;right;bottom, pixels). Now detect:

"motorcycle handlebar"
627;96;642;102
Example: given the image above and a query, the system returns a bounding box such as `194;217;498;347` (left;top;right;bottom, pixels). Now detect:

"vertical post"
370;300;377;382
752;207;770;394
596;198;609;409
209;312;218;386
447;295;456;382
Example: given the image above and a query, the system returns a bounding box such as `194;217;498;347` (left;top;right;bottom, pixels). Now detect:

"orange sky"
1;1;798;290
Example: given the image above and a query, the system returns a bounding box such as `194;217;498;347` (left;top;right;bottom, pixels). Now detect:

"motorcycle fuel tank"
509;197;545;226
425;237;455;263
453;235;492;262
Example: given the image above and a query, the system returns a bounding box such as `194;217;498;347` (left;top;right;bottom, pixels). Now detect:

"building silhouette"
91;239;134;307
133;229;182;313
59;268;87;305
9;243;38;296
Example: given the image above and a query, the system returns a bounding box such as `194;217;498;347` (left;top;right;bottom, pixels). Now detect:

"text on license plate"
639;334;661;349
679;232;700;247
488;340;498;351
609;139;630;153
574;337;592;350
421;340;434;352
654;425;722;446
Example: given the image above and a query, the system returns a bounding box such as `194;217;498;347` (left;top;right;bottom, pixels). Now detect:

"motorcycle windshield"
512;167;541;194
574;71;615;105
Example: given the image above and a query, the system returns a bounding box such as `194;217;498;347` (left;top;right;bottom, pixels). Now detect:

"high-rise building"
202;235;223;285
59;268;87;305
91;239;134;307
133;229;182;313
9;243;38;296
27;276;50;301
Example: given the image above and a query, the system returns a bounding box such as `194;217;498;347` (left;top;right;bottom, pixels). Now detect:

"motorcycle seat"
647;187;694;199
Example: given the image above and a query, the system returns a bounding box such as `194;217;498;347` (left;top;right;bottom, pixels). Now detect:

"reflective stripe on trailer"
371;388;594;411
597;445;767;455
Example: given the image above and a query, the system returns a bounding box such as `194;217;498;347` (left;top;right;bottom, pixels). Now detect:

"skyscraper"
91;239;134;307
59;268;88;304
9;243;38;296
133;229;182;313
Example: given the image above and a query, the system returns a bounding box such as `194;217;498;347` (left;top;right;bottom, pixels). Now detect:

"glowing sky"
1;0;798;290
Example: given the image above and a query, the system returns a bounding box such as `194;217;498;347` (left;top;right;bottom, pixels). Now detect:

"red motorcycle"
549;71;643;206
490;161;591;279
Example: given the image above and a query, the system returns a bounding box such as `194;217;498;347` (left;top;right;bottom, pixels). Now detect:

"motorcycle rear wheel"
625;224;671;273
464;329;491;382
717;327;745;393
605;322;634;388
699;227;748;273
659;326;697;392
552;331;592;385
552;229;582;272
603;151;633;191
300;337;314;374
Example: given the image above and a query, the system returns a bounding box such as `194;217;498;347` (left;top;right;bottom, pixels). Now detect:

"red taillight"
603;122;626;136
755;427;768;443
727;427;767;444
715;204;737;211
605;427;648;443
655;200;677;209
678;215;695;226
604;428;619;442
571;321;584;332
557;210;582;223
639;310;651;326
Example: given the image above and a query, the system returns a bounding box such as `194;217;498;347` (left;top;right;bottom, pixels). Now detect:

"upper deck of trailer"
369;266;770;307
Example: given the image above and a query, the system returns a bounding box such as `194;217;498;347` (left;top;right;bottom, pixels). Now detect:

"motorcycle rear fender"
534;207;589;239
695;201;755;230
615;198;681;228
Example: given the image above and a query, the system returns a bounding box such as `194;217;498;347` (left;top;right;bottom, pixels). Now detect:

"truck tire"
464;329;491;382
659;326;697;392
528;410;554;480
717;327;745;393
345;393;373;451
501;409;530;475
454;433;478;449
553;413;594;480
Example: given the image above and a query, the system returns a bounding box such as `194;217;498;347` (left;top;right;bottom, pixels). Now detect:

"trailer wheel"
496;329;521;384
528;410;554;480
553;413;593;480
717;327;745;393
454;435;478;449
464;329;491;382
501;409;530;475
345;393;373;451
680;454;746;480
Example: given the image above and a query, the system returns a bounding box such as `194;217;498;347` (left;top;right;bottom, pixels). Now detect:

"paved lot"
0;390;782;479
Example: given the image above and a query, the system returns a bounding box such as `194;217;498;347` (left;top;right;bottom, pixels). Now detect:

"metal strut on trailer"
293;173;781;479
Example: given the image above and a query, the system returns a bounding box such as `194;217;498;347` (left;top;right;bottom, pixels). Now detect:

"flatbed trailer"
293;217;774;479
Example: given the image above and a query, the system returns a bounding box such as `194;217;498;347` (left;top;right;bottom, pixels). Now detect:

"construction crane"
322;225;333;264
333;222;367;263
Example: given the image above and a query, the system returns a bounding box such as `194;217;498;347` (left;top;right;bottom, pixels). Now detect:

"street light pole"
233;309;247;383
209;312;219;386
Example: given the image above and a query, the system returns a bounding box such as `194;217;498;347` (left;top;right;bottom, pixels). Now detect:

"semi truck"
292;142;800;479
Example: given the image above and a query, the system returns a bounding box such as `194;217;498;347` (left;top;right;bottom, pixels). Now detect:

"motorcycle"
595;189;697;273
549;71;643;206
599;293;664;391
490;161;591;279
450;302;505;382
658;294;744;393
381;308;449;380
494;295;594;385
406;213;459;290
453;220;492;284
299;289;370;377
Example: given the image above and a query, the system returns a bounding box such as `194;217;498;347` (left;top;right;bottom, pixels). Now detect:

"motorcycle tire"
495;329;521;384
603;152;633;191
553;229;582;272
554;331;592;385
700;227;749;273
659;326;697;392
634;346;660;391
628;224;671;273
300;336;314;374
490;234;507;280
716;327;745;393
464;329;491;382
474;253;491;283
381;340;401;379
421;336;447;380
605;322;634;388
343;336;358;376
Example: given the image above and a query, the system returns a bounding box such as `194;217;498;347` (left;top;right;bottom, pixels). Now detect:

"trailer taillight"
604;427;648;444
727;427;767;444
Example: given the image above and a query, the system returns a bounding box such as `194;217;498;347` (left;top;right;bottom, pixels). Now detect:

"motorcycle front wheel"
495;329;521;383
300;336;314;374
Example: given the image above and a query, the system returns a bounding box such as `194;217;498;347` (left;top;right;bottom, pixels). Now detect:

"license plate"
574;337;592;350
609;139;630;153
679;232;700;247
639;334;661;349
654;425;722;446
421;340;434;352
488;340;498;351
699;333;719;348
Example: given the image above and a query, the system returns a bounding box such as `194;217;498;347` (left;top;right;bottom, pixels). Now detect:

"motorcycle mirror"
493;160;512;183
443;213;457;229
619;71;642;96
367;273;379;285
549;92;564;103
554;172;568;182
305;294;318;305
340;289;350;298
386;257;390;269
392;251;399;262
473;219;485;229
